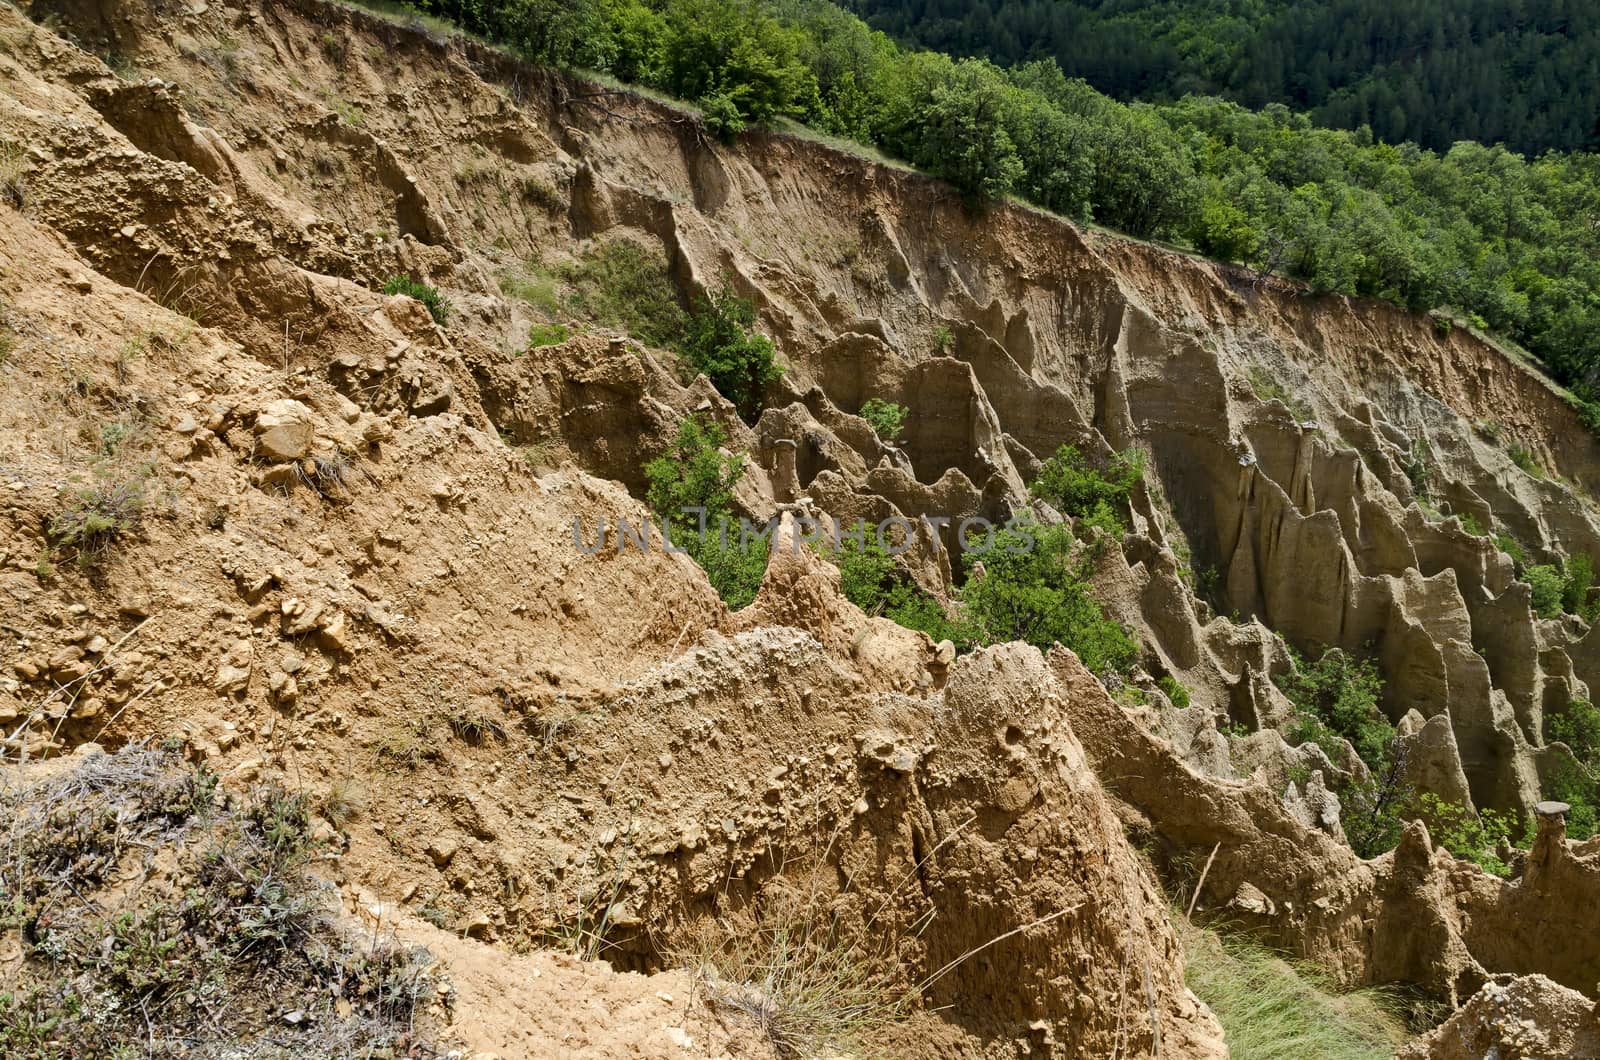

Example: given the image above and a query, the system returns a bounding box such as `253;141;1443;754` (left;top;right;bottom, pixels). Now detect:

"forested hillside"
847;0;1600;156
408;0;1600;418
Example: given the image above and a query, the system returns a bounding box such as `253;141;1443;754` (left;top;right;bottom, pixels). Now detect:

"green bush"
822;534;959;642
1343;748;1413;858
1562;553;1595;617
1157;674;1191;708
644;416;768;608
682;285;782;422
1527;564;1566;619
1494;534;1528;571
1401;440;1432;500
1549;699;1600;765
858;398;907;443
559;240;687;348
1506;441;1543;478
1029;445;1144;531
1274;646;1391;770
47;477;145;571
1520;555;1597;621
382;275;450;324
698;90;747;140
960;521;1137;676
1416;793;1516;876
527;322;571;349
1544;758;1599;841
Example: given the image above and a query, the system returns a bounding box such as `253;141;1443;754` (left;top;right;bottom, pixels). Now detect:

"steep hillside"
2;0;1600;1055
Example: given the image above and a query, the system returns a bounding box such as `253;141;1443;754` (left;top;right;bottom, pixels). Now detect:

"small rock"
255;399;316;462
427;836;459;867
459;913;493;939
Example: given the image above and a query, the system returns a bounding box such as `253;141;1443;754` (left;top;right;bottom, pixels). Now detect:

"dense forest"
405;0;1600;419
846;0;1600;157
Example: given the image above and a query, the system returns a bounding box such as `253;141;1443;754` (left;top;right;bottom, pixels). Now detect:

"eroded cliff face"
2;0;1599;1053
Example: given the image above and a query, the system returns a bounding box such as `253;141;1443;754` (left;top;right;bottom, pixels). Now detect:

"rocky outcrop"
1398;974;1600;1059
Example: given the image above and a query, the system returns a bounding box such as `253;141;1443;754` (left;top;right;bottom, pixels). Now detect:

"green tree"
960;522;1137;675
681;286;782;422
1275;646;1392;770
644;416;769;608
1527;564;1565;619
876;54;1023;203
1029;445;1144;525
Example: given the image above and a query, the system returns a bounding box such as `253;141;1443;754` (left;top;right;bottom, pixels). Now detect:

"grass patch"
526;321;572;349
383;275;450;324
1179;920;1408;1059
1247;366;1314;420
557;238;687;349
0;746;439;1055
46;475;145;572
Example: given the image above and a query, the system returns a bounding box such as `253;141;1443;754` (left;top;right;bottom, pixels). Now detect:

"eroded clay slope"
3;0;1600;1051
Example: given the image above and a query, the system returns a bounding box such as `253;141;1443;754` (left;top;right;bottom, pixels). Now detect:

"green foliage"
645;415;768;608
397;0;1600;402
1527;564;1569;619
645;415;745;534
382;275;450;324
1544;758;1599;842
876;54;1023;203
1343;746;1413;859
1549;699;1600;766
0;748;435;1055
1562;553;1596;617
681;285;782;422
526;321;572;349
1157;674;1191;708
680;526;770;610
1519;555;1598;622
959;522;1137;676
1457;513;1485;537
823;533;958;641
1494;534;1528;572
1179;920;1409;1060
1543;698;1600;841
698;90;747;139
851;0;1600;159
559;239;688;348
1029;444;1144;533
1274;646;1391;770
857;398;907;442
47;477;145;571
1507;441;1543;478
1416;793;1516;877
